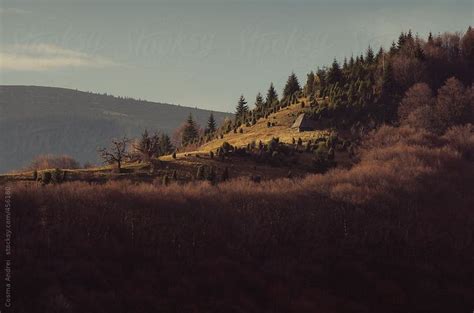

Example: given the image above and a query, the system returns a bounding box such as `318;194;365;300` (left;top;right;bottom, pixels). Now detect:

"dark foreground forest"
3;123;474;313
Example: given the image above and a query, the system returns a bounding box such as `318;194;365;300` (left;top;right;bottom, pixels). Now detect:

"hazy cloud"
0;43;118;71
0;7;31;15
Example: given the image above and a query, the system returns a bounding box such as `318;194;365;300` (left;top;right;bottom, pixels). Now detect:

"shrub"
196;165;205;180
328;148;335;160
249;175;261;183
49;168;63;184
40;171;52;185
221;167;229;181
27;155;80;170
162;174;169;186
206;166;216;184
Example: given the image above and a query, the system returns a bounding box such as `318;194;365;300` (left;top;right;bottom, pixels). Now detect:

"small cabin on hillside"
291;113;316;132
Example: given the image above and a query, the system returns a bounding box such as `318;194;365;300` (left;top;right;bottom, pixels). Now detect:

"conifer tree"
283;72;301;98
304;71;316;96
235;95;248;121
397;32;406;49
428;32;434;44
160;134;173;155
254;92;264;111
181;113;199;146
206;113;217;134
389;41;398;55
366;46;375;64
265;83;278;108
376;47;384;61
327;58;342;85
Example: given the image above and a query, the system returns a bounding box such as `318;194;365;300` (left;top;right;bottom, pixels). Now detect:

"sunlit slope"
200;98;329;152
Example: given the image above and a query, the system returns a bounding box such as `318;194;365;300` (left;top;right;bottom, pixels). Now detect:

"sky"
0;0;472;112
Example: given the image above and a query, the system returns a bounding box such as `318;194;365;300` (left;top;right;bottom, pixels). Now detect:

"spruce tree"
283;72;301;98
389;41;398;55
254;92;264;111
265;82;278;107
160;134;173;155
206;113;217;134
181;113;199;146
376;47;384;61
305;71;316;96
397;32;406;49
366;46;375;64
428;32;434;44
327;58;342;85
235;95;248;121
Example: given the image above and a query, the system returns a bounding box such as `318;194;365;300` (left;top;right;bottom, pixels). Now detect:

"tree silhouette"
327;59;342;85
254;92;264;111
181;114;199;146
133;130;161;162
366;46;375;64
283;72;301;98
206;113;217;134
98;137;130;172
160;134;173;155
235;95;248;121
265;83;278;107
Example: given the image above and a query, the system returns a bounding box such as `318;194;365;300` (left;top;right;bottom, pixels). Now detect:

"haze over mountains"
0;86;231;172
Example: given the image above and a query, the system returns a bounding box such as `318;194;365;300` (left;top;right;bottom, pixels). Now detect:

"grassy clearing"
200;100;331;152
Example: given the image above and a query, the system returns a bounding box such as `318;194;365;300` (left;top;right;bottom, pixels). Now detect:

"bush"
206;166;216;184
249;175;261;183
221;167;229;181
328;148;335;160
40;171;52;185
50;168;63;184
162;174;169;186
27;155;80;170
196;165;205;180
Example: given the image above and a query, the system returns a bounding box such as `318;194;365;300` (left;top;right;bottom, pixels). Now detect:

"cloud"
0;7;31;15
0;43;118;71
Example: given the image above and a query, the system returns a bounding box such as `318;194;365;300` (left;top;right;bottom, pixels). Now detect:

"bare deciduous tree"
98;137;130;172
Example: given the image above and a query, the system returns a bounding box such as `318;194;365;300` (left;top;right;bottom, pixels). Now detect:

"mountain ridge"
0;85;232;172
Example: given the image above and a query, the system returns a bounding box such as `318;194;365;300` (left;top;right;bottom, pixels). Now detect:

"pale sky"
0;0;472;112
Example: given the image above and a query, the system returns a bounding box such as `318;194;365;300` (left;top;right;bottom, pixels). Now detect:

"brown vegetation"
24;154;81;170
3;124;473;313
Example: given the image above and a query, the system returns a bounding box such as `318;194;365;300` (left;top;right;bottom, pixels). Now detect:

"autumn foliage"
3;123;474;313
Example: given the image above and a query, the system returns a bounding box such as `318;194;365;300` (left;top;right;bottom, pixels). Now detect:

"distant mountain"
0;86;232;172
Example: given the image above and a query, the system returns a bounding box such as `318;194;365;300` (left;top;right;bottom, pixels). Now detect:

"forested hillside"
0;86;231;172
209;27;474;141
